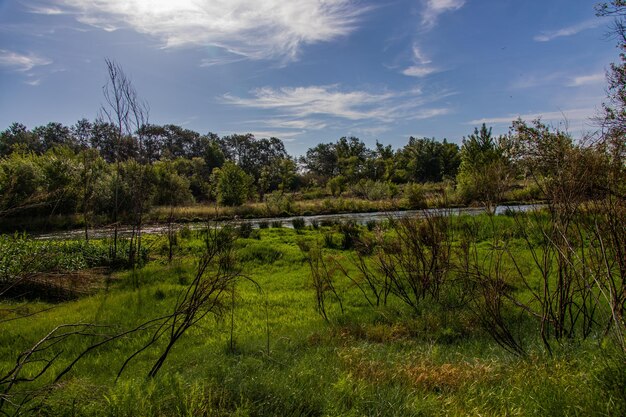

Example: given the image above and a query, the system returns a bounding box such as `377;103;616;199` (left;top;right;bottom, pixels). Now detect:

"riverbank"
1;194;545;235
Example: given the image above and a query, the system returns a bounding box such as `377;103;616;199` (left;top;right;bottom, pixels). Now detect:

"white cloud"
468;108;596;126
224;85;450;138
411;44;432;65
352;125;392;137
27;5;65;15
568;72;605;87
511;71;607;90
51;0;365;62
534;19;602;42
403;65;439;77
510;72;564;90
224;86;398;121
402;43;440;77
421;0;466;29
262;119;329;130
411;108;450;119
0;50;52;71
223;85;450;121
24;78;42;86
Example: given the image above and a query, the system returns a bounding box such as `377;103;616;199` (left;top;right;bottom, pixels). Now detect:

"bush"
366;220;378;231
237;222;253;238
349;179;392;201
291;217;306;230
339;220;360;250
404;183;427;209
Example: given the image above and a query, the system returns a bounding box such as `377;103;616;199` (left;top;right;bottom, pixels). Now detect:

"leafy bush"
404;183;427;209
237;222;253;238
339;220;360;250
291;217;306;230
349;179;392;201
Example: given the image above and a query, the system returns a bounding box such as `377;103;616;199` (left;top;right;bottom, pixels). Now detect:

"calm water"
34;204;542;240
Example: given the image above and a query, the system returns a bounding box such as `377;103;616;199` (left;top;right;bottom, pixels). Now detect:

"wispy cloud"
403;65;439;77
511;70;607;90
402;44;440;78
224;86;396;121
421;0;466;30
224;84;451;139
27;5;66;15
223;85;448;122
510;72;564;90
468;108;596;126
410;44;432;65
534;19;602;42
24;78;42;86
0;50;52;71
351;125;392;137
261;119;329;130
568;72;605;87
50;0;366;62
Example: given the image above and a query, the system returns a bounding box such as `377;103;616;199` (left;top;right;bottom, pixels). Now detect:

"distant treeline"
0;118;620;222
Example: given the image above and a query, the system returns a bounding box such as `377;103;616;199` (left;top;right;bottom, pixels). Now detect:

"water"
33;204;542;240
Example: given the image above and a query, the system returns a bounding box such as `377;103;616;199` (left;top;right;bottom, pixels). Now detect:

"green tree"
596;1;626;199
153;160;194;206
0;151;45;214
0;123;40;156
213;162;252;206
456;124;513;210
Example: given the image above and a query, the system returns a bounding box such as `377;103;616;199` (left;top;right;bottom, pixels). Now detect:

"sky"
0;0;619;155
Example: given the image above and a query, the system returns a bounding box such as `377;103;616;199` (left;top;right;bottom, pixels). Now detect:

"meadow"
1;210;624;416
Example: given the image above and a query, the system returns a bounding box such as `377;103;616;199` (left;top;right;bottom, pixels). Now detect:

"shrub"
237;222;253;238
404;183;427;209
339;220;360;250
292;217;306;230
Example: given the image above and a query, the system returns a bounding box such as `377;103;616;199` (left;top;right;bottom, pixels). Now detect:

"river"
34;204;542;240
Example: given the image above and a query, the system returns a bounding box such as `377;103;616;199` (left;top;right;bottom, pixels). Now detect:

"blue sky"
0;0;618;155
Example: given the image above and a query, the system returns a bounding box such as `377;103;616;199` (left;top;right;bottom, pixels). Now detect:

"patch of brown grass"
338;347;499;393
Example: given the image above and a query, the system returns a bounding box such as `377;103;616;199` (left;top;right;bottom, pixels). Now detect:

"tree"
101;58;149;266
335;136;372;182
213;162;252;206
32;122;76;152
456;124;513;211
301;142;339;180
399;137;460;183
0;123;40;156
0;151;45;214
190;132;225;171
153;160;194;206
595;1;626;200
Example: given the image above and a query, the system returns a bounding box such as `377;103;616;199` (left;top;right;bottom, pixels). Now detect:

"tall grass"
0;219;623;416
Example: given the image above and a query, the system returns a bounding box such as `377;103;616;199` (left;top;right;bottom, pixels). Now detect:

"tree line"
0;117;467;213
0;116;620;217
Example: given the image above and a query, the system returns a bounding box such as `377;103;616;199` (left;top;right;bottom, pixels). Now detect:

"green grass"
1;223;624;416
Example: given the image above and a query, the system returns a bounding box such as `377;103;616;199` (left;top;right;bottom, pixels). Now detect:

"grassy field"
0;216;624;416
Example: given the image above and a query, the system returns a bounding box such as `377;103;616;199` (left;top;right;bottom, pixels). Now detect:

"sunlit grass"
1;224;622;416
